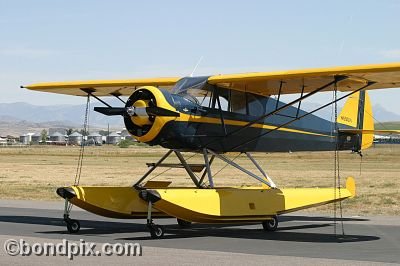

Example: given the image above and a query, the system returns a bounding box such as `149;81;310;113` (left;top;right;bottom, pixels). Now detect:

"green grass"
375;121;400;130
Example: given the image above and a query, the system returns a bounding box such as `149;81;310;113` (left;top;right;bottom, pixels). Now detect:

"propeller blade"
146;107;180;117
94;107;126;116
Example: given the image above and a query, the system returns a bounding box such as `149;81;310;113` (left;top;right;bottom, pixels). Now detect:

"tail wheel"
262;215;278;231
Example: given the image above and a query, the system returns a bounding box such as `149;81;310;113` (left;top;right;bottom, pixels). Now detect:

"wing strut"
203;75;348;150
111;92;127;104
245;153;276;187
207;150;274;188
81;89;112;108
229;81;375;151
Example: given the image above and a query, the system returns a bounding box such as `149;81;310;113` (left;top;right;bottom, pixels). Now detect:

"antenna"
190;56;204;77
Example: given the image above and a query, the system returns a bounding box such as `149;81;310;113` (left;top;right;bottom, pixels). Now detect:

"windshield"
171;76;210;105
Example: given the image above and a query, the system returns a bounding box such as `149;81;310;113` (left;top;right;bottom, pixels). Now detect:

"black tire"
66;219;80;233
177;218;192;228
262;215;278;231
150;224;164;239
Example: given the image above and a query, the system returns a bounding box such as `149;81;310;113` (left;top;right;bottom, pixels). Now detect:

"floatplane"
23;63;400;238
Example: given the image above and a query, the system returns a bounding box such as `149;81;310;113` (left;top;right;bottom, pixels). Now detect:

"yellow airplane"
23;62;400;238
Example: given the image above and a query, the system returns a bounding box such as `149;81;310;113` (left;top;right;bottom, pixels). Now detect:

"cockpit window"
171;77;268;116
171;76;210;105
230;90;247;114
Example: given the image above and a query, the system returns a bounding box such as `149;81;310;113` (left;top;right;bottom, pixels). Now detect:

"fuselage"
124;77;358;153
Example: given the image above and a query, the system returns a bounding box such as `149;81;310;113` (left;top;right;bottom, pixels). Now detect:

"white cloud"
380;49;400;59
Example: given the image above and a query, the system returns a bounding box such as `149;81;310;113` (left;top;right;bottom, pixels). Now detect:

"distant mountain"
301;102;400;123
372;104;400;122
0;101;124;127
0;117;80;136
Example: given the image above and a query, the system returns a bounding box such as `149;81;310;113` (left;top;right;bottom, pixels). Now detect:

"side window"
230;90;247;115
247;93;266;117
210;87;268;116
197;89;213;108
213;87;229;111
218;96;229;111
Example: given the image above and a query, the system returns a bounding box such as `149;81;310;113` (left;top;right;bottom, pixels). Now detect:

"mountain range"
0;100;124;136
0;101;399;136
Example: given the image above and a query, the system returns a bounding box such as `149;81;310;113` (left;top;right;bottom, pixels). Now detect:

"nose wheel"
63;199;80;234
148;223;165;239
64;216;81;233
146;201;165;239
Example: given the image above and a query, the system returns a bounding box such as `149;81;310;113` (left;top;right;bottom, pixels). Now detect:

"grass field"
0;144;399;215
375;121;400;130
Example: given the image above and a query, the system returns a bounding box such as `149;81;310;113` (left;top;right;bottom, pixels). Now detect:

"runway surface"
0;200;399;265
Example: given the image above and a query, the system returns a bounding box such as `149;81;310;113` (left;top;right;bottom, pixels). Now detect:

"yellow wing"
23;77;180;96
208;62;400;95
23;62;400;97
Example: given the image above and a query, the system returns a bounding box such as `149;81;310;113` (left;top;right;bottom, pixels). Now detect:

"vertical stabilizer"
337;91;374;150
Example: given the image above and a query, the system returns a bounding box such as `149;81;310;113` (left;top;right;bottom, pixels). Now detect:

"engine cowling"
124;86;179;143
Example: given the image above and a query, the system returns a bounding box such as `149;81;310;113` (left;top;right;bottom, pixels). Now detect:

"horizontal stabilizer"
339;129;400;134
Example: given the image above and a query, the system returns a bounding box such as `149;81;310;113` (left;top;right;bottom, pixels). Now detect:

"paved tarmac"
0;200;399;265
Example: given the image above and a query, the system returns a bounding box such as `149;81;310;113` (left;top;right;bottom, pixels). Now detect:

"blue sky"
1;0;400;114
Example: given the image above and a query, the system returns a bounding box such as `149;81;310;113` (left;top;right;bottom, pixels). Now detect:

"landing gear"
148;223;165;239
262;215;278;231
177;218;192;228
146;201;165;239
65;216;81;233
63;199;80;234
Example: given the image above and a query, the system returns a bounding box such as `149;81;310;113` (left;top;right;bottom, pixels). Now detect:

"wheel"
177;218;192;228
66;219;80;233
149;224;164;239
262;215;278;231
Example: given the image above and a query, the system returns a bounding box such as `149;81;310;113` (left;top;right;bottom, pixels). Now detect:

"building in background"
31;133;41;144
106;132;121;145
68;131;83;145
120;130;134;141
0;136;7;145
19;134;29;144
49;132;66;144
88;132;102;145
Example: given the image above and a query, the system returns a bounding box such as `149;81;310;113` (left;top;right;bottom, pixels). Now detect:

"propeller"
94;107;125;116
94;106;179;117
145;106;180;117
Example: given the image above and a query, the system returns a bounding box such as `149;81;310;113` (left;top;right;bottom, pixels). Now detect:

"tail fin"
337;90;374;150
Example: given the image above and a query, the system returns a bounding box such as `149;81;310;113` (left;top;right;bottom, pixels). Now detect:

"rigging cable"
74;94;90;186
211;152;242;179
333;82;345;236
68;94;90;213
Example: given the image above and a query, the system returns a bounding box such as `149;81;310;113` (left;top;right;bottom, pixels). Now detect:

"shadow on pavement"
0;215;379;243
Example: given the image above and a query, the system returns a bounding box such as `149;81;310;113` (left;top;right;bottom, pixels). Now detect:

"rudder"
337;90;374;151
